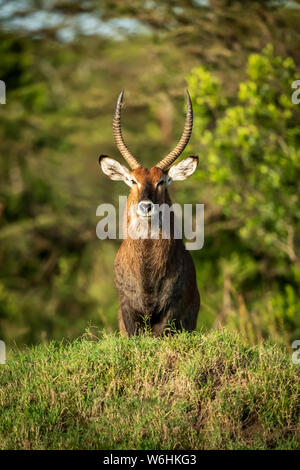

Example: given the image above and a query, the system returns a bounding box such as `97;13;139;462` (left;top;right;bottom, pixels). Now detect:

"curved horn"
156;90;193;170
113;90;142;170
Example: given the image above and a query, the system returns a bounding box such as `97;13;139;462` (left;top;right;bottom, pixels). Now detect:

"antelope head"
99;90;198;220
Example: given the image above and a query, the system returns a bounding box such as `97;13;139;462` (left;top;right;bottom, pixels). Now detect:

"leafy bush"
188;46;300;345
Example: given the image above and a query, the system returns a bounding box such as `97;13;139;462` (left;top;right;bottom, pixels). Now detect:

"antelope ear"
99;155;133;187
167;156;198;184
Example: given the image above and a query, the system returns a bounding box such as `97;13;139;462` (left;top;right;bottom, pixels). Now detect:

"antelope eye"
157;180;164;187
131;179;137;185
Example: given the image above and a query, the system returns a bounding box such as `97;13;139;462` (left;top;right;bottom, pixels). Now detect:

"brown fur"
114;166;200;336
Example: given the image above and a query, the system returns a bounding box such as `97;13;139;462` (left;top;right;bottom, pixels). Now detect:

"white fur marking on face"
167;157;198;182
127;204;160;240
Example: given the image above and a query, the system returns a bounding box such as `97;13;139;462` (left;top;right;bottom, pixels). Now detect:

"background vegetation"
0;0;300;348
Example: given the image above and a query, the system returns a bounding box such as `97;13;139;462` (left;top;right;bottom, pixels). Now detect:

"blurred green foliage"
188;46;300;345
0;1;299;347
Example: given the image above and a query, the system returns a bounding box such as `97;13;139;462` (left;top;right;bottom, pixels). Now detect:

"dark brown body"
112;167;200;336
99;89;200;336
115;236;200;336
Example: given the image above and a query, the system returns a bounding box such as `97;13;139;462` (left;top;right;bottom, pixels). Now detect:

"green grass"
0;329;299;450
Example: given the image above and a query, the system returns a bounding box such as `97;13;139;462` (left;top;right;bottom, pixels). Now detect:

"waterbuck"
99;90;200;336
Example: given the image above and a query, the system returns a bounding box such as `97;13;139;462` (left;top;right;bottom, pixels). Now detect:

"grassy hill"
0;329;299;450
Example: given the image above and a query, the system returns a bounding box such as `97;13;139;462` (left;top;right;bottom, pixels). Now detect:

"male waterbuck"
99;90;200;336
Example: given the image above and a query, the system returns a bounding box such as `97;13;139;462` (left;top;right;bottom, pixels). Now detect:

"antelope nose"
138;200;153;216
